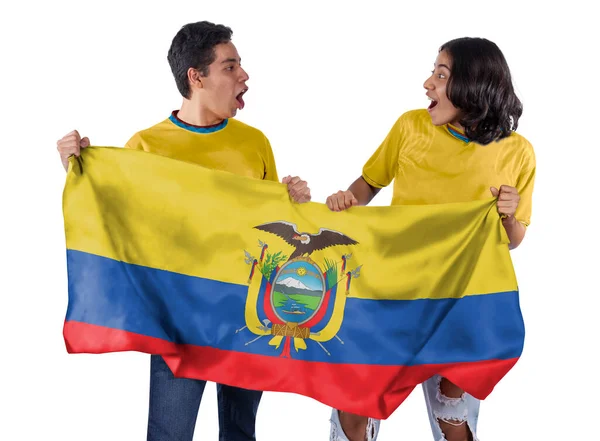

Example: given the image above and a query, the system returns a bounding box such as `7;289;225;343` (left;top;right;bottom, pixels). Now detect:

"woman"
326;37;535;441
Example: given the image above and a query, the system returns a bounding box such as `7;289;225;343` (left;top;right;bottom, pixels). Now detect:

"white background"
1;1;598;440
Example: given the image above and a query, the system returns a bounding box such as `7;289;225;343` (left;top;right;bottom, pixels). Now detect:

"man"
57;21;311;441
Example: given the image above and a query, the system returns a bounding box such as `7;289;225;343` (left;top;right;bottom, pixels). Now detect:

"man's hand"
326;190;358;212
282;176;311;203
57;130;90;172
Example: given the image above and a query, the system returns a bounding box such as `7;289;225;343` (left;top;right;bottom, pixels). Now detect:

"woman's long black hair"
441;37;523;145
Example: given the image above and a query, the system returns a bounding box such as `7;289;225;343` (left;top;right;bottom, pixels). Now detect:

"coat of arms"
237;221;361;358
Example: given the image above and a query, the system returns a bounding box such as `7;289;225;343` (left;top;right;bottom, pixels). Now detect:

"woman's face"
423;50;463;128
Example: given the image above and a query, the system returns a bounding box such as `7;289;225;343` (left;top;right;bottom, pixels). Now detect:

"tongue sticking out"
428;100;438;110
236;93;245;109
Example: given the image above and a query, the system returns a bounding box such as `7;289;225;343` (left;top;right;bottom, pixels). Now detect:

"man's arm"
262;135;311;203
57;130;90;172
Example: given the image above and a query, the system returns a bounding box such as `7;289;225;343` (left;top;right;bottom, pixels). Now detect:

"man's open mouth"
236;88;248;109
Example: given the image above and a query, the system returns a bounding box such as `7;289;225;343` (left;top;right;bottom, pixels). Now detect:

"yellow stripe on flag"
64;147;516;301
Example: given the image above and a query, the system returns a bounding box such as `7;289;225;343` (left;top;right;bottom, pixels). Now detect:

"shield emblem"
270;258;325;325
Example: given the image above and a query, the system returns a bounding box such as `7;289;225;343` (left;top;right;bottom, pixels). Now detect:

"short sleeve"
362;116;404;188
514;146;536;226
262;135;279;182
124;133;143;150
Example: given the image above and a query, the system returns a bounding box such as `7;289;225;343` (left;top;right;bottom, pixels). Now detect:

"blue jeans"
147;355;263;441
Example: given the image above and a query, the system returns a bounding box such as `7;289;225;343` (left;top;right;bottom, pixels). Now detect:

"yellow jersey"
125;111;279;182
362;109;536;225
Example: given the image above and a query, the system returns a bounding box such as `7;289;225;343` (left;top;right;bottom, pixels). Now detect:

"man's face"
199;42;249;120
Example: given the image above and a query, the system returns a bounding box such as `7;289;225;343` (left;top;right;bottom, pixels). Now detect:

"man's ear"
188;68;204;89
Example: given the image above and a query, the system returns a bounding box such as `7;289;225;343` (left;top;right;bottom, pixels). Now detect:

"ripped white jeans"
329;375;480;441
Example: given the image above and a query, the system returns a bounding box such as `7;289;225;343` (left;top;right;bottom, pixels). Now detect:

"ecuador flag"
62;147;524;419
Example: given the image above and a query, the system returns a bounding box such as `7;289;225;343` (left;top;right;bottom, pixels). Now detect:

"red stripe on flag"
64;321;519;419
63;321;178;355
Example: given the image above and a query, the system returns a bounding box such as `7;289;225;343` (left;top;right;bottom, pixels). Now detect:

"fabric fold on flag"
62;147;524;419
